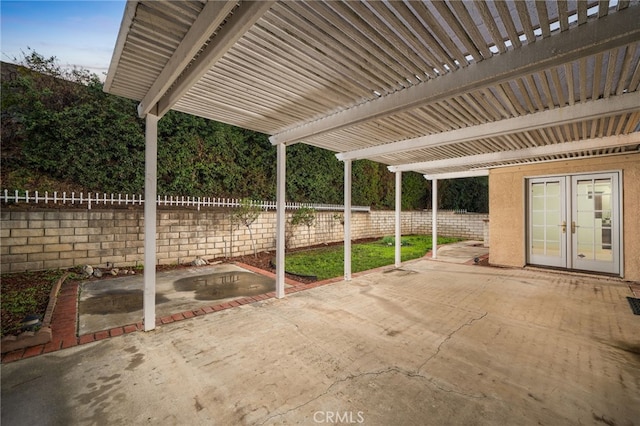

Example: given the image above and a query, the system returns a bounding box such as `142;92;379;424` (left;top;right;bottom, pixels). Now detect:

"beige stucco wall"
489;152;640;282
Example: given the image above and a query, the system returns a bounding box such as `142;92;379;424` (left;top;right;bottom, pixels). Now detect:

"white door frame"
528;176;567;268
526;171;622;276
570;173;621;274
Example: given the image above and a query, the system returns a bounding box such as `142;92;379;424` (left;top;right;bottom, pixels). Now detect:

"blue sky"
1;1;126;80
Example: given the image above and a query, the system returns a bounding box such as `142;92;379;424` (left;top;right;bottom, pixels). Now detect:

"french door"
527;172;620;275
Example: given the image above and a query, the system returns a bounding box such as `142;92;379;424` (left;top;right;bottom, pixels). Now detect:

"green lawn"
285;235;460;280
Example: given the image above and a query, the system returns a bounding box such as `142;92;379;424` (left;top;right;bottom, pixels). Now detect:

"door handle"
561;221;566;233
571;221;576;234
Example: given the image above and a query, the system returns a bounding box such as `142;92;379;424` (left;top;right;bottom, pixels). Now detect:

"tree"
232;198;263;257
430;177;489;213
1;49;145;192
286;144;343;204
290;207;316;246
1;48;488;211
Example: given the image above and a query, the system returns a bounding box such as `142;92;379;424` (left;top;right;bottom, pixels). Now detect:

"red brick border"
2;263;343;363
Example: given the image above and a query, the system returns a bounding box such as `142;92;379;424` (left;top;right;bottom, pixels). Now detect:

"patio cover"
104;0;640;330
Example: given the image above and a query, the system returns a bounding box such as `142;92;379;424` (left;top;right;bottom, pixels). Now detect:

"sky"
1;0;126;80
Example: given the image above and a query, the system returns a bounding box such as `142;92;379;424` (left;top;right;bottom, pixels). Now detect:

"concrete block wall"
427;210;488;240
1;208;488;273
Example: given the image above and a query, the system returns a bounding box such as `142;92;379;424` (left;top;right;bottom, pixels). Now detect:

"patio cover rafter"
339;91;640;163
153;1;275;119
270;9;640;146
392;133;640;174
136;0;237;118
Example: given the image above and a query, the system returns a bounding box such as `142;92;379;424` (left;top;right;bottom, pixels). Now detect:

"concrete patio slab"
77;240;488;335
2;259;638;425
433;240;488;264
78;263;278;335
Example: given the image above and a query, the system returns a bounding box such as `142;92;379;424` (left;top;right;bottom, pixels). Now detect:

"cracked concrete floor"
2;259;639;425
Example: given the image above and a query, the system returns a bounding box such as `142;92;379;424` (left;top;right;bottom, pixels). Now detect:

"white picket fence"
1;189;370;212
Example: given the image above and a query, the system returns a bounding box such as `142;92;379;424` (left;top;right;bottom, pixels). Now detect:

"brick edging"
1;264;342;363
0;272;70;355
43;272;69;326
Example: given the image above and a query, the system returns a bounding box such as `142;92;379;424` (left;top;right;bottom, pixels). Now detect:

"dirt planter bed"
1;273;69;354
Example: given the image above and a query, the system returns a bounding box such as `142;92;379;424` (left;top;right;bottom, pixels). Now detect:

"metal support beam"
272;9;640;145
344;159;352;281
431;179;438;260
346;92;640;162
395;171;402;268
143;113;158;331
388;116;640;173
424;170;490;180
275;143;286;298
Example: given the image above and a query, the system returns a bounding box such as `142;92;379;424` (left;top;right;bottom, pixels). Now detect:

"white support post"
432;179;438;260
344;159;352;281
395;171;402;268
275;143;286;298
143;113;158;331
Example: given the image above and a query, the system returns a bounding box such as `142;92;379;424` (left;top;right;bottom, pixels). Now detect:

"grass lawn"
285;235;460;280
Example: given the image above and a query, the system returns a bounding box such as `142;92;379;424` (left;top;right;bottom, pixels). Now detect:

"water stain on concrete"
79;291;170;315
126;353;145;371
173;272;274;301
383;268;417;276
124;346;138;354
75;374;122;405
194;397;204;411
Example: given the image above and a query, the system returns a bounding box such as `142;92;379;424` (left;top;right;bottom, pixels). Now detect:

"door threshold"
525;264;624;281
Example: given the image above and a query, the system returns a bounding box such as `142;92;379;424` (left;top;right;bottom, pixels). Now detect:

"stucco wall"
489;152;640;281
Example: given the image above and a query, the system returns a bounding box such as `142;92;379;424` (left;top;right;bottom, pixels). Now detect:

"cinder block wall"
1;208;488;273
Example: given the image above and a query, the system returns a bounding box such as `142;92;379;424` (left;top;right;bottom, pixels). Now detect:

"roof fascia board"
156;1;275;118
137;1;238;118
339;91;640;162
423;170;490;180
395;132;640;174
104;1;138;93
272;6;640;145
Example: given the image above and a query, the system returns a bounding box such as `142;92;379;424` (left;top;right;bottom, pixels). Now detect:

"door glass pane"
529;180;563;260
546;225;560;241
546;240;561;257
546;211;560;225
532;196;544;211
575;177;613;264
594;179;611;194
576;195;592;212
546;182;560;195
531;238;544;255
546;194;560;211
576;180;590;195
532;183;544;197
532;226;545;241
577;211;594;228
596;244;613;261
532;212;544;226
577;227;593;245
577;243;595;259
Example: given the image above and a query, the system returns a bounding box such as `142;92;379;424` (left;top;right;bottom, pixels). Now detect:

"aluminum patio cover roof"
104;0;640;179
